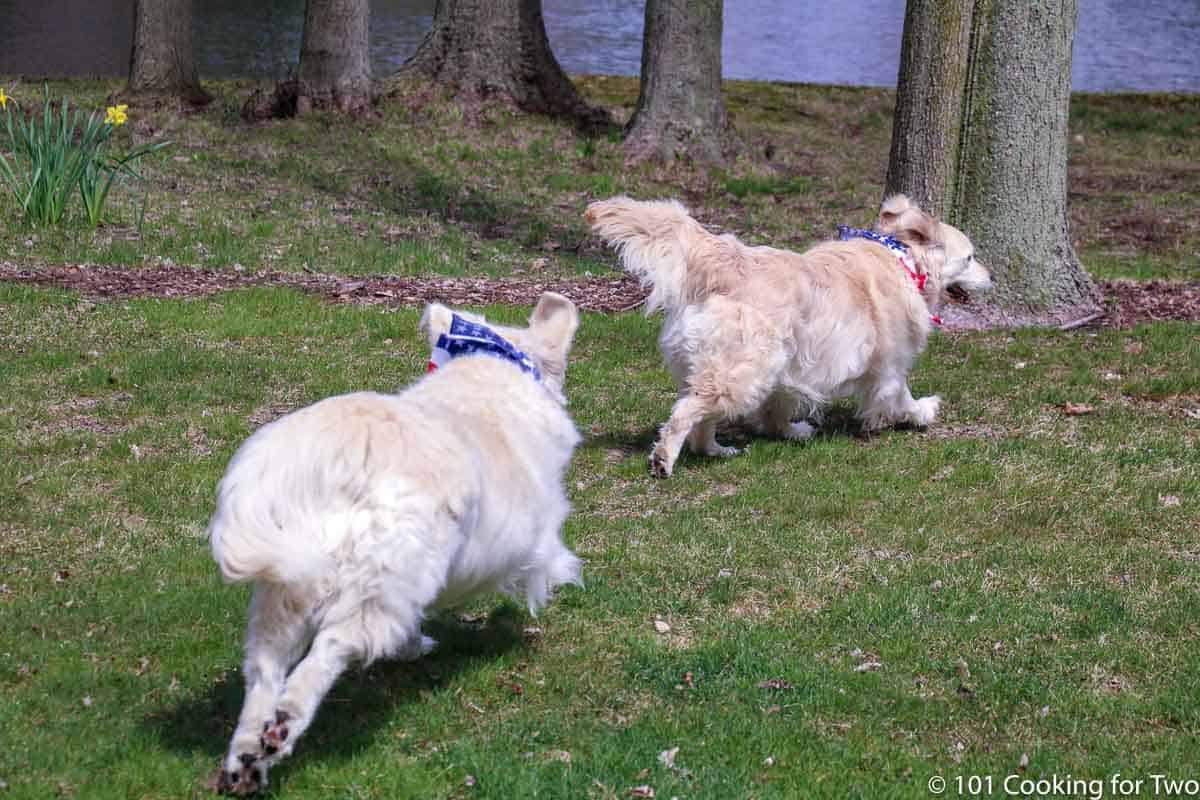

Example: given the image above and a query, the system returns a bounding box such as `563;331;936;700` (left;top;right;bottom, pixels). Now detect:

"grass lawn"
0;76;1197;798
1;284;1197;798
0;78;1196;282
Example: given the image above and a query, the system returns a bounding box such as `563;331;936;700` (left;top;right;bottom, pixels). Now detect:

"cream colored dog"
209;293;582;794
585;195;991;477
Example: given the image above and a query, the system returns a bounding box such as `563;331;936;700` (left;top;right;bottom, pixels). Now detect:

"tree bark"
125;0;211;106
244;0;373;119
624;0;732;164
886;0;1101;323
398;0;611;130
296;0;373;114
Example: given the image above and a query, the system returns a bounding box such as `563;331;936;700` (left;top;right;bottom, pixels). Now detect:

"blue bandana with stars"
837;225;908;258
427;313;541;381
837;225;940;325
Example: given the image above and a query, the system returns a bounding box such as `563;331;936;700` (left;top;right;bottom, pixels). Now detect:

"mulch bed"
1;261;1197;328
0;261;645;314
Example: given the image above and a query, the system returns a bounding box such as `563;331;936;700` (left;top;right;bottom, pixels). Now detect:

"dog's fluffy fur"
209;293;582;794
585;194;991;477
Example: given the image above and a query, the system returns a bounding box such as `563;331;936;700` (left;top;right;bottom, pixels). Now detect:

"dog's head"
877;194;992;298
420;292;580;403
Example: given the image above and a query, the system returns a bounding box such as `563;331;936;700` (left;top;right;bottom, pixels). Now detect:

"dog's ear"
530;292;580;353
878;194;917;232
897;211;937;247
879;196;939;249
419;303;455;347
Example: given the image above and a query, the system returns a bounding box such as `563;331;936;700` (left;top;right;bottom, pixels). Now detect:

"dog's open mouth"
946;285;971;303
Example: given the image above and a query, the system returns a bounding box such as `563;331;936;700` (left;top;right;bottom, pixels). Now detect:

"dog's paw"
649;447;673;478
259;710;292;758
912;395;941;427
700;440;741;458
782;421;815;442
214;752;268;796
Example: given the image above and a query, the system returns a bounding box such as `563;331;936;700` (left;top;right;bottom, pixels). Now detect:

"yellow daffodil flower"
0;88;9;110
104;104;129;126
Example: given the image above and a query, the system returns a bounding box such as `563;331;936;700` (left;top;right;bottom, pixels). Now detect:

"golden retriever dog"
585;194;991;477
209;293;582;794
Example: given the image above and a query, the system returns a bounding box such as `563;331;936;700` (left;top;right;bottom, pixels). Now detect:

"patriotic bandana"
427;313;542;381
837;225;941;326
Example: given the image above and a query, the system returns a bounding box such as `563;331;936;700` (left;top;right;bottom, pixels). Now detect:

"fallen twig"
1059;312;1106;331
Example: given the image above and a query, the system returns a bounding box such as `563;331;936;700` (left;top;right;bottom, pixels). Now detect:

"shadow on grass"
254;118;605;261
581;409;873;459
142;604;528;776
582;426;659;454
376;159;604;260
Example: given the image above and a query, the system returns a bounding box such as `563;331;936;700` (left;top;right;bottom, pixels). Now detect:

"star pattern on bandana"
427;314;542;380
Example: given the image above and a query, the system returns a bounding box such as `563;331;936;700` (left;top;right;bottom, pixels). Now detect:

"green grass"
0;73;1195;797
1;284;1197;798
0;78;1196;282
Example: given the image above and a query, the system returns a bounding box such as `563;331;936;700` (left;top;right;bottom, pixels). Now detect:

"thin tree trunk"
624;0;732;164
886;0;1100;323
125;0;211;106
398;0;610;129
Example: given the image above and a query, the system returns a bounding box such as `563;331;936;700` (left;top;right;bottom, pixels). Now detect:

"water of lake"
0;0;1196;93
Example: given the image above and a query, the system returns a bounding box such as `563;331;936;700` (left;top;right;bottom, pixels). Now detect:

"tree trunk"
398;0;611;130
296;0;373;114
125;0;211;106
624;0;731;164
244;0;373;119
886;0;1101;324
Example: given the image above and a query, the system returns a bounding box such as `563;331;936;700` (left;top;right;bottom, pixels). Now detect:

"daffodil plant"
0;86;168;227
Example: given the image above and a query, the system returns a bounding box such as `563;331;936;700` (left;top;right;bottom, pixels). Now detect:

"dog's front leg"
859;374;941;431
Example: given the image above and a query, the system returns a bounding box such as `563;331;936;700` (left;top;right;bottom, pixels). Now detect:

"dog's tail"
585;196;741;313
209;509;334;588
208;449;336;586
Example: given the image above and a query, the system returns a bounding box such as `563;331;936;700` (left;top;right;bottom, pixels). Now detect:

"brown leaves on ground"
1062;402;1096;416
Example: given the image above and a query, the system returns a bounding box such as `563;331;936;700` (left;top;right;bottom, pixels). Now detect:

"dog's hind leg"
218;584;316;795
653;299;782;476
686;418;740;458
651;394;723;478
757;391;816;442
250;593;429;778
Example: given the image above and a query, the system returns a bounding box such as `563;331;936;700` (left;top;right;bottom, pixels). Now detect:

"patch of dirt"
1095;210;1191;254
1102;279;1200;328
2;262;1198;329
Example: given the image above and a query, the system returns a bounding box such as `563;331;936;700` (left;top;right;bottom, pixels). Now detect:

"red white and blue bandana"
427;314;542;380
837;225;941;326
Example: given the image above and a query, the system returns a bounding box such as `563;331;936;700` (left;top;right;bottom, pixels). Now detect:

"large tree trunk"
886;0;1101;324
244;0;373;119
398;0;610;129
295;0;373;114
125;0;211;106
624;0;731;164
